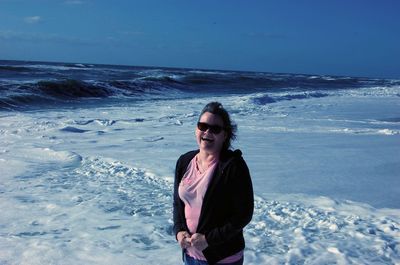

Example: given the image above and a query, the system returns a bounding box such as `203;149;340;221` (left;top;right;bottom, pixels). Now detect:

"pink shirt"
178;155;243;263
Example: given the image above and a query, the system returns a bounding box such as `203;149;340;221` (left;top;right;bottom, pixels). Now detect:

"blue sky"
1;0;399;78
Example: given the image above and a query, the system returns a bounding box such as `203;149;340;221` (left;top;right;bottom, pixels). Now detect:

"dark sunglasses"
197;122;224;134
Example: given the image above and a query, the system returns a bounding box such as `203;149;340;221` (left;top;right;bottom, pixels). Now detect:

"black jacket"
173;149;254;265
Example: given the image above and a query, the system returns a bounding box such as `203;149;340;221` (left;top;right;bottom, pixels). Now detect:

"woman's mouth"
201;137;214;143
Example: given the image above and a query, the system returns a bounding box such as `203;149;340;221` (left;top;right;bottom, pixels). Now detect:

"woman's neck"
196;150;219;174
198;149;219;160
197;150;219;166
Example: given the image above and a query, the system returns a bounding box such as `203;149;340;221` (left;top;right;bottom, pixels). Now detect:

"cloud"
64;0;84;5
24;16;41;24
0;30;95;46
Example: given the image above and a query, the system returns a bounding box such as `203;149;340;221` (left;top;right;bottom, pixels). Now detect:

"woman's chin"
200;144;222;154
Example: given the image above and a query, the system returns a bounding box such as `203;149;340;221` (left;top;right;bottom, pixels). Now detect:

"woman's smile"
201;136;214;143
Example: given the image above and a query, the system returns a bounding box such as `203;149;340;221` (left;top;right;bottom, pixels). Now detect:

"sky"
0;0;399;79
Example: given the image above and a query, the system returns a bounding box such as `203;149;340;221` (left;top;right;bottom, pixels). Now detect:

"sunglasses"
197;122;224;134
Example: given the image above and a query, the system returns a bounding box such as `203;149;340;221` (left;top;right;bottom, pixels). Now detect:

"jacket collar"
219;149;242;169
182;149;242;174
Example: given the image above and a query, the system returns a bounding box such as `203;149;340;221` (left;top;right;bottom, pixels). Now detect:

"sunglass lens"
197;122;223;134
197;122;208;131
210;126;222;134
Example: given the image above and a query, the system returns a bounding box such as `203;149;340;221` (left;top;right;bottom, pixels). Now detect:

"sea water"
0;60;399;264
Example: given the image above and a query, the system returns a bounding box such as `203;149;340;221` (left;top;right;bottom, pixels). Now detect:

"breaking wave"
1;60;399;111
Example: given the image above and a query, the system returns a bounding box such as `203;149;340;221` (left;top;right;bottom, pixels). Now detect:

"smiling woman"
0;60;399;264
173;102;254;265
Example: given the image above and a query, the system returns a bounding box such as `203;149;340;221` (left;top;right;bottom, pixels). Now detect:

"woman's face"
196;112;227;155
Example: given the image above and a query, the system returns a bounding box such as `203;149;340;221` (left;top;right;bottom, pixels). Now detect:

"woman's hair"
199;101;237;151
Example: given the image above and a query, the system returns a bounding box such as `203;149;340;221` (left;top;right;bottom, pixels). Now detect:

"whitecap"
378;129;399;135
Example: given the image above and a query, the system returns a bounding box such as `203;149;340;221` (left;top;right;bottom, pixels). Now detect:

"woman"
173;102;254;265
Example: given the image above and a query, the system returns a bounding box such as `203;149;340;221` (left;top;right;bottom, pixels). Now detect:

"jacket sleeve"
173;156;186;238
205;157;254;246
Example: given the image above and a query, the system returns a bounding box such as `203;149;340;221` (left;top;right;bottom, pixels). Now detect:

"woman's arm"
205;158;254;246
173;157;186;238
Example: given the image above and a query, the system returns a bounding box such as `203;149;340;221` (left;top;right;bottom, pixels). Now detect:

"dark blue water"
0;60;398;111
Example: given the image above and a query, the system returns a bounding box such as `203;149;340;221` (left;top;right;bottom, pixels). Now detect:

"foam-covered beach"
0;61;399;264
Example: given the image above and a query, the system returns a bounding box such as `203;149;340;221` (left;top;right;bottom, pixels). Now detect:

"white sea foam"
0;85;399;264
20;63;91;71
1;154;398;264
378;128;400;135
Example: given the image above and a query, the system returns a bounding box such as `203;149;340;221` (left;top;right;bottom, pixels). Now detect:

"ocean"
0;60;399;264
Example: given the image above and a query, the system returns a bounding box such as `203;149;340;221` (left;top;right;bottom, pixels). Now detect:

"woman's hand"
177;232;209;251
190;233;208;251
177;231;191;249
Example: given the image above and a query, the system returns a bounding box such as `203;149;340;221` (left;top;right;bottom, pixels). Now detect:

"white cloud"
0;30;95;46
24;16;41;24
64;0;84;5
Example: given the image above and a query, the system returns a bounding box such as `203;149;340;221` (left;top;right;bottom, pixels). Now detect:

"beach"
0;60;399;264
